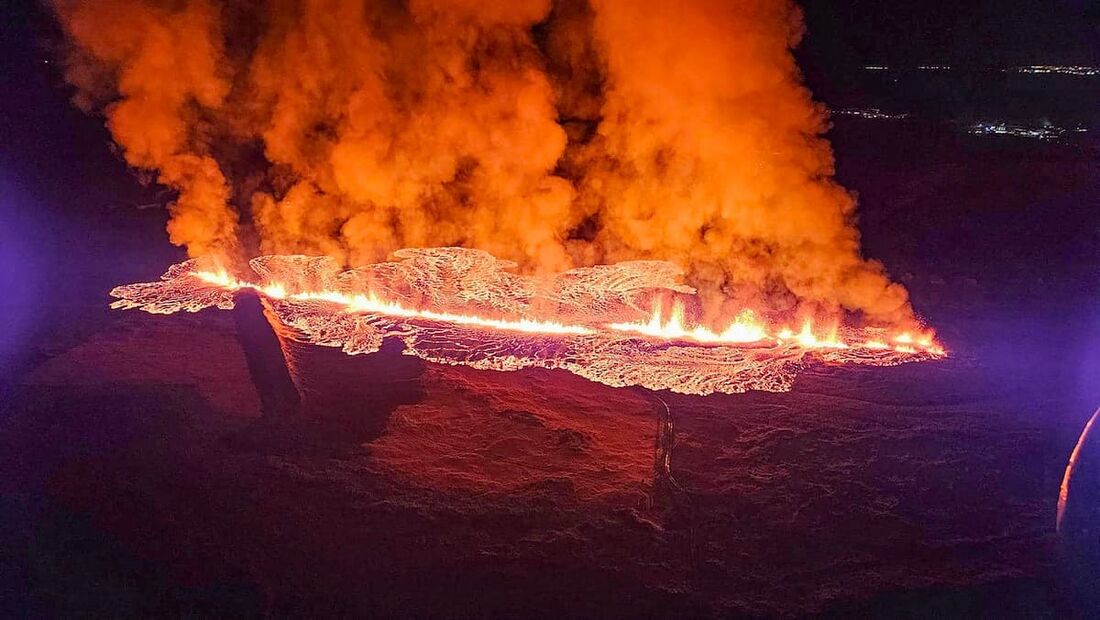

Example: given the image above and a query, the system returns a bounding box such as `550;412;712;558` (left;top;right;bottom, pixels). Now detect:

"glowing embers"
109;249;945;395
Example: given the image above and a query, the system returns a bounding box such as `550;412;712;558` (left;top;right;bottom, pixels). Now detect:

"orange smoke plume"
52;0;239;257
51;0;919;328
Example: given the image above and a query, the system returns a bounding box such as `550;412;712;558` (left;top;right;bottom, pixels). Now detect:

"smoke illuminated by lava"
110;249;942;396
54;0;919;330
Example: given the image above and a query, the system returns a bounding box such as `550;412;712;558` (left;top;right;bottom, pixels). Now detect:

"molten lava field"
109;249;943;396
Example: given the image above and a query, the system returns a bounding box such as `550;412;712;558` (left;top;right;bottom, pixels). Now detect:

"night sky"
799;0;1099;67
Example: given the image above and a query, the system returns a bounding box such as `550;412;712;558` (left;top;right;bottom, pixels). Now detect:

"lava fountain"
110;248;943;397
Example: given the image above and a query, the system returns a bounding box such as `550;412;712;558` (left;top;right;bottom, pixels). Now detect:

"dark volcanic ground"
3;10;1100;618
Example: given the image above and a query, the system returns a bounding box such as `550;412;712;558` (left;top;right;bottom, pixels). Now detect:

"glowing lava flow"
776;321;849;349
194;270;596;336
108;250;946;396
608;301;769;344
198;270;941;354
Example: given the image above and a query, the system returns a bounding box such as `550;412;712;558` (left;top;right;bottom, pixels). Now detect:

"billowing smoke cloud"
51;0;915;326
52;0;238;257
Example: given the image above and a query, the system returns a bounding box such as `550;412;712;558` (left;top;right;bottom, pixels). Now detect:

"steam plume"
574;0;911;322
51;0;916;326
53;0;238;257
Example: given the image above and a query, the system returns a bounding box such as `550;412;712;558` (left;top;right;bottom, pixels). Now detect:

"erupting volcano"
53;0;946;395
111;248;942;396
11;0;1100;614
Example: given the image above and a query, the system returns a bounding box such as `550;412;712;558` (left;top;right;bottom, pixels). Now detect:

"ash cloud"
51;0;916;327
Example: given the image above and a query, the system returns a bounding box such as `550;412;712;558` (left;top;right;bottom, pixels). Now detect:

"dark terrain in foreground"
1;126;1098;617
2;15;1100;617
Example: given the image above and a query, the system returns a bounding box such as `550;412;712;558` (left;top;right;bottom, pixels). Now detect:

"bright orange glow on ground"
608;301;768;344
194;270;941;354
195;270;596;336
109;252;946;395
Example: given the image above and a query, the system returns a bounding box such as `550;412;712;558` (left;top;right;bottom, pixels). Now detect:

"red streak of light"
1057;407;1100;532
